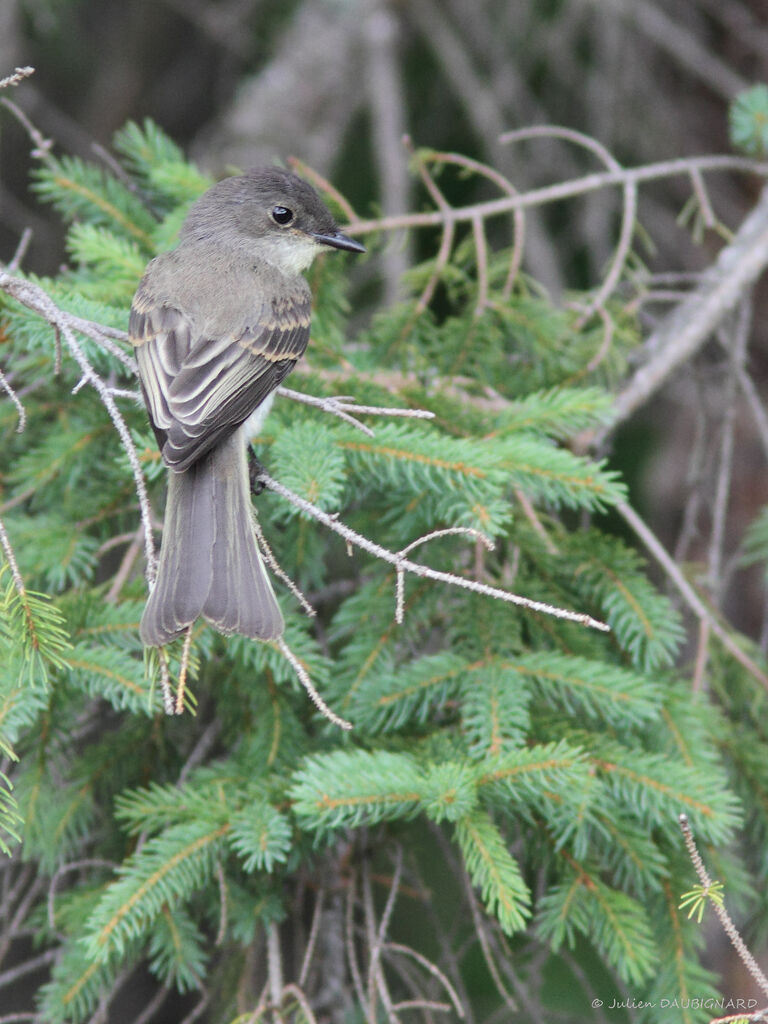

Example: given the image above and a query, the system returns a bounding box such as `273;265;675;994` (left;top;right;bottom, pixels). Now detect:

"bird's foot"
248;444;266;496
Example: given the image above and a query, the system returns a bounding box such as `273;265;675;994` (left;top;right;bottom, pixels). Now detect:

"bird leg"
247;443;266;496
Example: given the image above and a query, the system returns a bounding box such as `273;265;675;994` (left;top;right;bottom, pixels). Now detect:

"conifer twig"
277;385;435;435
156;647;175;716
0;273;157;582
298;887;324;987
280;983;319;1024
0;66;35;90
0;517;27;601
679;814;768;1002
251;514;315;618
175;625;194;715
6;227;32;273
0;368;25;433
259;471;609;633
395;526;494;624
274;636;352;730
501;124;637;333
618;500;768;691
347;155;768;236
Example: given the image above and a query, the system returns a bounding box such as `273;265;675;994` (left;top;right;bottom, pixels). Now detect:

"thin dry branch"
274;636;352;730
0;272;156;581
597;183;768;439
679;814;768;1002
276;386;434;437
618;501;768;692
0;67;34;90
347;155;768;236
0;368;25;432
258;470;609;633
500;124;637;329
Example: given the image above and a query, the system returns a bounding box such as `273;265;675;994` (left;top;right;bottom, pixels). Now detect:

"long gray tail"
140;428;284;647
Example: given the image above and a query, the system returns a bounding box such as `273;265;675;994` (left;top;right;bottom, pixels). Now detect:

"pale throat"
257;233;323;274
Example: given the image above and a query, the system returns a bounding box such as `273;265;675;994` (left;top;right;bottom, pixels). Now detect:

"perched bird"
129;167;365;647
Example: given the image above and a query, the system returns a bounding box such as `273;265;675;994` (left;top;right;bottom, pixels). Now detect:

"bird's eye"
271;206;294;225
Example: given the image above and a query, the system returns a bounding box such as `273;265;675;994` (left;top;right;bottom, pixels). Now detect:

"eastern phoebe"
130;167;365;647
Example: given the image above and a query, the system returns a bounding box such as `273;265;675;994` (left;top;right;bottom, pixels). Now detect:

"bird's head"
179;166;365;272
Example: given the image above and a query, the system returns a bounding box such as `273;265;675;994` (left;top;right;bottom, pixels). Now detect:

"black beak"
313;230;366;254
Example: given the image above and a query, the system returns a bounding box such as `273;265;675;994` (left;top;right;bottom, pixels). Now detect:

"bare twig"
0;517;26;600
405;140;457;313
175;626;195;715
384;943;466;1019
156;647;175;716
417;149;526;301
0;273;156;581
251;514;315;618
618;501;768;692
471;215;489;315
597;183;768;440
0;96;54;164
277;386;435;435
259;471;609;633
0;66;35;90
348;155;768;236
364;3;410;305
345;870;367;1010
679;814;768;1000
274;636;352;730
708;304;751;600
298;887;324;988
6;227;32;273
0;367;25;433
280;983;319;1024
47;858;116;932
395;527;494;624
105;526;145;604
266;922;283;1012
500;124;637;330
363;859;398;1024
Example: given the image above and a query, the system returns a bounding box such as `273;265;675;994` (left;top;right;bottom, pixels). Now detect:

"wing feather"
129;275;311;471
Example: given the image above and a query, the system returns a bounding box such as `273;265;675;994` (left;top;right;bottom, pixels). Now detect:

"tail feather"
140;428;283;647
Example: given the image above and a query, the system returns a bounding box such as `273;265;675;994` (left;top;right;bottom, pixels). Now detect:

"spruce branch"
678;813;768;1003
258;470;609;633
0;272;156;582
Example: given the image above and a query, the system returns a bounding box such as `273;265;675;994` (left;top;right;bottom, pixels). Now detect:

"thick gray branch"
600;184;768;438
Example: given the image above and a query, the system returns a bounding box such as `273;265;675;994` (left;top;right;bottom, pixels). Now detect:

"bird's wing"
129;281;310;471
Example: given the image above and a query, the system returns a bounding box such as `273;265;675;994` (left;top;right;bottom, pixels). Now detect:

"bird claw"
248;444;266;496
